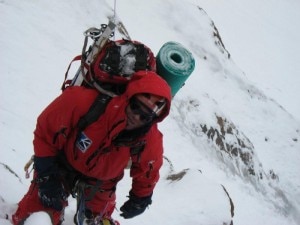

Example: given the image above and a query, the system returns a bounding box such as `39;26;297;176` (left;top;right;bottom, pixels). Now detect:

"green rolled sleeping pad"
156;41;195;97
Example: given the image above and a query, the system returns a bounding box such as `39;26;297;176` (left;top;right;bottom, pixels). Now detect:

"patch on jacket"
76;132;92;153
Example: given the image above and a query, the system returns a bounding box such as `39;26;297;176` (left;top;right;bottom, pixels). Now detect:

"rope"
113;0;117;41
114;0;117;22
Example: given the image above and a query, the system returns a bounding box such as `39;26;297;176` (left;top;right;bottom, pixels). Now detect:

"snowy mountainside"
1;0;300;225
154;2;300;221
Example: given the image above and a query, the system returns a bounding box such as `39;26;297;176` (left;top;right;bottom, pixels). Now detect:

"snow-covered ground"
1;0;299;225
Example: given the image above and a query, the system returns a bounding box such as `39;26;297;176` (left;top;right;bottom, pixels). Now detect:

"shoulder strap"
134;44;148;71
77;94;112;132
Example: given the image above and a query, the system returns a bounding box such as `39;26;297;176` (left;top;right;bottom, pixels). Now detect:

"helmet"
134;93;166;117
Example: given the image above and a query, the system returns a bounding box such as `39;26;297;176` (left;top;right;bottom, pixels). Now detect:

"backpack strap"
77;94;112;132
130;141;146;163
73;93;112;160
61;55;83;91
134;44;149;71
75;90;147;162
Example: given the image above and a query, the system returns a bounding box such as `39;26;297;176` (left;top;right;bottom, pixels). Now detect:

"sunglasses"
129;98;156;123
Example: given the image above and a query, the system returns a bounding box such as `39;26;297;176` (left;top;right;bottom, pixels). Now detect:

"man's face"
125;97;156;130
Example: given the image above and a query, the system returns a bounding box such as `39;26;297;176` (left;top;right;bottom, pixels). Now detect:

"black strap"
74;93;112;161
77;94;112;132
134;44;148;71
130;142;146;156
84;179;103;201
130;141;146;163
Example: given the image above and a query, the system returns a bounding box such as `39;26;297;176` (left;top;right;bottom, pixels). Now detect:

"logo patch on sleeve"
76;132;92;153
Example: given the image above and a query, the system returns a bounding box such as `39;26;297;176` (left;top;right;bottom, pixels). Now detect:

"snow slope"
1;0;299;225
194;0;300;121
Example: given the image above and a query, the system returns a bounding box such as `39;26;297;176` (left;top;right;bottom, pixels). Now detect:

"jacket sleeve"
129;125;164;197
33;87;97;157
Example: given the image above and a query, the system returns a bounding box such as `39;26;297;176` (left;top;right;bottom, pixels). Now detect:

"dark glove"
120;191;152;219
38;176;66;211
34;156;66;211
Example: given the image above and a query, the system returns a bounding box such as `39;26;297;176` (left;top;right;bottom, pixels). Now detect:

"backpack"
61;23;157;151
62;39;156;96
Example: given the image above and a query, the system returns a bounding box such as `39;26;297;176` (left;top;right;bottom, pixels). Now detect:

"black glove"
120;191;152;219
34;156;66;211
38;176;66;211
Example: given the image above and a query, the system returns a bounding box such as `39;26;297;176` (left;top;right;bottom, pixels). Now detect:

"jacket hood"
125;71;172;122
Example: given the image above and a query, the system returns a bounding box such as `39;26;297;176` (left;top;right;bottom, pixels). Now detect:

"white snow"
118;43;136;75
1;0;299;225
23;212;52;225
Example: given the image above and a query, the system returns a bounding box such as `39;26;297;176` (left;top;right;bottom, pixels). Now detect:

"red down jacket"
33;71;171;197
